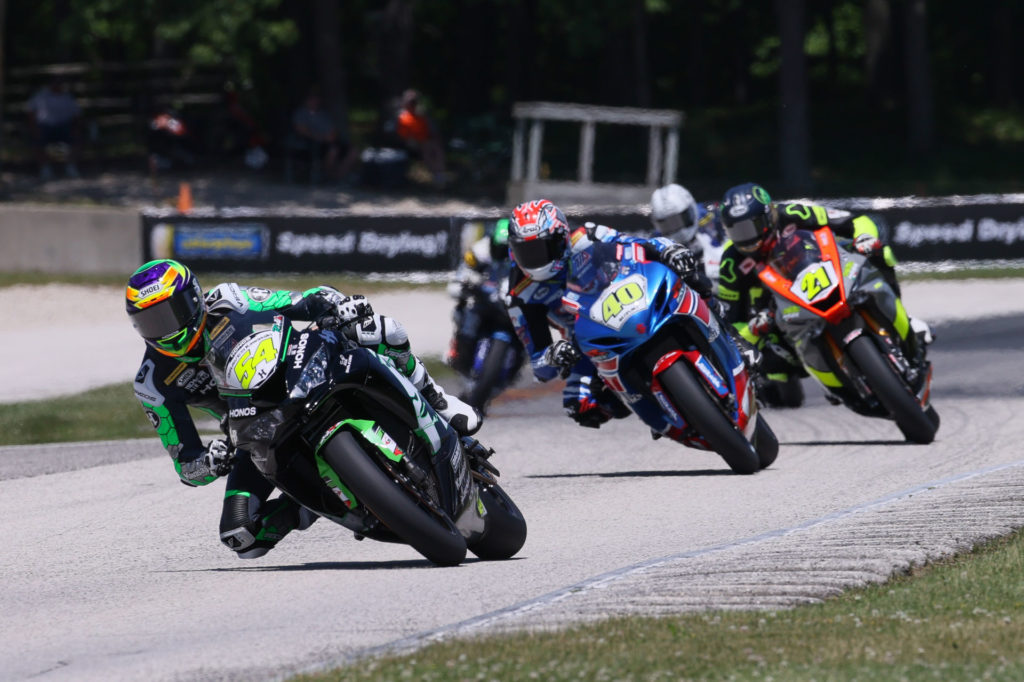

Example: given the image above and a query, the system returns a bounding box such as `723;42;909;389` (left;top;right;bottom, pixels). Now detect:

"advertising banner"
142;196;1024;274
141;213;456;272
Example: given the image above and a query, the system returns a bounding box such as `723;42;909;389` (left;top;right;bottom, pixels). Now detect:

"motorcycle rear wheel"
468;482;528;560
659;361;760;474
846;335;938;444
462;337;511;411
321;431;468;566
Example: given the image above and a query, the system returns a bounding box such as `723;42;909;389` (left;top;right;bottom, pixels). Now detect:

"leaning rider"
716;182;933;408
126;259;479;559
447;218;517;377
505;198;713;430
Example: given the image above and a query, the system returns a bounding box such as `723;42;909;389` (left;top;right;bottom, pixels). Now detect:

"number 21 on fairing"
790;261;839;305
591;275;648;330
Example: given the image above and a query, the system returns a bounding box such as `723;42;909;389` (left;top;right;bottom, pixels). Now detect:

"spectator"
289;89;358;183
26;76;81;180
147;105;196;176
224;83;269;171
394;88;447;189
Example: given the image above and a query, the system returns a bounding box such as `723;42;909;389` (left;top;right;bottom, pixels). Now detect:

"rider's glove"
739;343;763;372
659;244;698;279
203;439;235;477
853;233;882;256
319;294;374;330
747;310;774;338
336;295;373;324
543;340;581;379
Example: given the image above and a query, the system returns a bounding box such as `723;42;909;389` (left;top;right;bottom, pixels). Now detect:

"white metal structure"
507;101;684;206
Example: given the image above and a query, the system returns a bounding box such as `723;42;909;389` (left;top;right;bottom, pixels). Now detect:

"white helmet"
651;184;699;245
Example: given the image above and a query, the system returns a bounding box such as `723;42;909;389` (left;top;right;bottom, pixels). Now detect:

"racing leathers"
716;202;906;407
505;222;711;428
447;235;517;377
133;283;476;558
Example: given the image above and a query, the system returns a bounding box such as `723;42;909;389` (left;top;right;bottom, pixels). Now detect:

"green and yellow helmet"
125;259;208;362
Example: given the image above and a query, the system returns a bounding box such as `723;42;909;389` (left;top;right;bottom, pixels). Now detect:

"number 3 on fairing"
790;261;839;305
591;275;648;330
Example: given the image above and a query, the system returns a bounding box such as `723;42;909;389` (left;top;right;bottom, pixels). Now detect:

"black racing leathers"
716;202;899;388
132;283;353;556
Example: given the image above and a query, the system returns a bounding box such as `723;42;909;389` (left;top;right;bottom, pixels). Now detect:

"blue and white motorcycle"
562;242;778;474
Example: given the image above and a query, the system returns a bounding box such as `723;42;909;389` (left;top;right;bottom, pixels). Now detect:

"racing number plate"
590;274;648;331
789;261;839;305
224;329;281;391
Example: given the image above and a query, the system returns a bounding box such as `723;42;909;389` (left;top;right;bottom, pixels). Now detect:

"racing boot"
910;317;934;346
220;493;318;559
410;356;482;435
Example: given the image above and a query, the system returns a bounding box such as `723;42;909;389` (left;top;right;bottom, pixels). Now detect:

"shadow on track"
528;469;736;479
169;556;529;572
783;439;914;447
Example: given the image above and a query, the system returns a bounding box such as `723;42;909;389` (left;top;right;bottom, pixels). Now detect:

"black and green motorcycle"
210;314;527;566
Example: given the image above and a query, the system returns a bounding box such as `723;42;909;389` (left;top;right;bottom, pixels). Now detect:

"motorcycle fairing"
757;227;851;325
568;241;755;445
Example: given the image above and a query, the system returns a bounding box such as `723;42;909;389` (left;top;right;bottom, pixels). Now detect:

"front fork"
827;309;932;407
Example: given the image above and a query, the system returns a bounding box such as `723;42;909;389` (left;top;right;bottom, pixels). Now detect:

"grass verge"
0;383;152;445
0;357;455;447
296;529;1024;681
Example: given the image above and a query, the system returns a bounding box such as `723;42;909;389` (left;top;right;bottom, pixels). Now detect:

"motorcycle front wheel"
462;336;511;411
658;361;760;474
846;335;938;444
753;413;779;469
321;431;467;566
467;482;528;560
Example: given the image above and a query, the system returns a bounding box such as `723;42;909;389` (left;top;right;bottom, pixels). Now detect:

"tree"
375;0;414;118
904;0;933;153
776;0;811;191
311;0;349;135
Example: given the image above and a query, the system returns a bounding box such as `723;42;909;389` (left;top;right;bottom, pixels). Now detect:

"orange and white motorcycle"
755;225;939;444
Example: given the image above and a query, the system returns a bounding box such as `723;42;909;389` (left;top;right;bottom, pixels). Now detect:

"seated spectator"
289;89;358;183
147;105;196;176
26;76;82;180
394;88;447;189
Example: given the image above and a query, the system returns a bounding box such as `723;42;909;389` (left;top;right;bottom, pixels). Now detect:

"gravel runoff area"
2;277;1024;404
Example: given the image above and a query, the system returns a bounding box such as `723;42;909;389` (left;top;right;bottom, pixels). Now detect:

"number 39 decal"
591;275;648;330
789;261;839;305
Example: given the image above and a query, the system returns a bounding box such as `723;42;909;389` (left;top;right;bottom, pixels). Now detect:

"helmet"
489;218;510;262
720;182;777;254
125;259;208;362
509;199;570;281
650;184;699;245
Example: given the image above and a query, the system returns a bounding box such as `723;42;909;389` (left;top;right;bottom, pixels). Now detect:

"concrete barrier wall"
0;204;140;274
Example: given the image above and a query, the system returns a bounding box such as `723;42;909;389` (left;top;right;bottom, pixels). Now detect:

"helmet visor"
653;212;694;236
511;236;565;271
130;288;203;340
728;215;769;253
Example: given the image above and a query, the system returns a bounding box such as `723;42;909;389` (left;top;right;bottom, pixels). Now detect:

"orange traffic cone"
177;182;193;213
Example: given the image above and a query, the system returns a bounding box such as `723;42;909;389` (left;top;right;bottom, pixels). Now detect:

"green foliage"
6;0;1024;196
